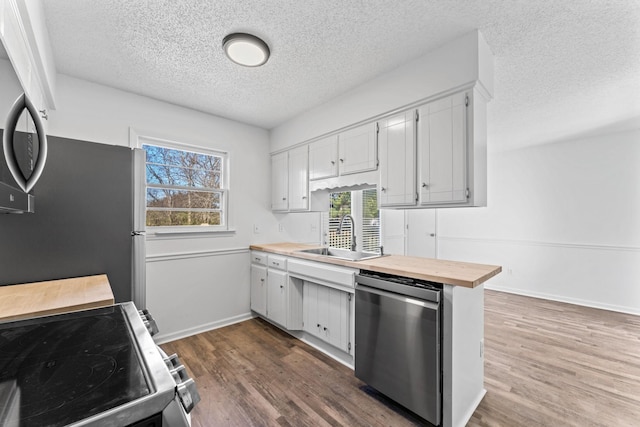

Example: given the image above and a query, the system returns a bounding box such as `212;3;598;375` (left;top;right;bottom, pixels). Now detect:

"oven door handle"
356;284;439;311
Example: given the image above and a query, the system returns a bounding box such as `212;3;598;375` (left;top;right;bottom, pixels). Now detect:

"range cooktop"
0;305;151;427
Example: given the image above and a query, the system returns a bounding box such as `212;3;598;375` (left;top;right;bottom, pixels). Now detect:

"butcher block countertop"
250;242;501;288
0;274;115;322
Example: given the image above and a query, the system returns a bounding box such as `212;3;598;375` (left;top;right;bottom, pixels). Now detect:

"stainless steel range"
0;302;199;426
355;270;442;426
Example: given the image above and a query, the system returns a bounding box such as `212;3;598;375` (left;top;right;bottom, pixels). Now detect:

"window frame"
327;188;380;253
130;130;233;235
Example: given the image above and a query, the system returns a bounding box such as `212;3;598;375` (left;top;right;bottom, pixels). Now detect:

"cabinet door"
405;209;437;258
250;264;267;316
379;110;417;207
309;135;338;180
271;152;289;211
303;281;321;337
303;282;351;353
267;269;288;326
338;122;378;175
325;288;350;353
288;145;309;211
380;209;406;255
419;92;467;205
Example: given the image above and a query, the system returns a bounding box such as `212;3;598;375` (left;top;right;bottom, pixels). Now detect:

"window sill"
146;227;237;239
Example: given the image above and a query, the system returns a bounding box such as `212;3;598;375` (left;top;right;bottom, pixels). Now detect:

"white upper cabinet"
415;89;487;208
308;135;338;180
287;145;309;211
0;0;56;130
337;122;378;175
309;122;378;181
418;92;467;205
271;145;315;212
379;110;417;207
271;151;289;211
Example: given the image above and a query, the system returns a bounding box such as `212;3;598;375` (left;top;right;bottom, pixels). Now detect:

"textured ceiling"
40;0;640;150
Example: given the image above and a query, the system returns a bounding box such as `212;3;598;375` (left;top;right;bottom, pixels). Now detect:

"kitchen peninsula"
250;242;501;427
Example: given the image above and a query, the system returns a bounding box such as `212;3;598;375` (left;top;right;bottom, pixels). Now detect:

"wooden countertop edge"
249;243;502;288
0;274;115;322
0;300;114;323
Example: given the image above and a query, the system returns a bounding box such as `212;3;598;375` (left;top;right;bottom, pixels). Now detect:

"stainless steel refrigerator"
0;132;145;305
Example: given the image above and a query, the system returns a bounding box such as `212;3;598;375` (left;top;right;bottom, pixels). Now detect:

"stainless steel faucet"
337;214;357;252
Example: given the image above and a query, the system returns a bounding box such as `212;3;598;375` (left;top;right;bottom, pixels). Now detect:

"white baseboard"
153;312;255;345
485;284;640;316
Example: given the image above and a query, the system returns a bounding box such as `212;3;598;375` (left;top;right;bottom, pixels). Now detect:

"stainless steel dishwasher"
355;271;442;426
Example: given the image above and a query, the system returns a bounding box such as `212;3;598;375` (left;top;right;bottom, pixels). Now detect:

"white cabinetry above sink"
308;122;378;181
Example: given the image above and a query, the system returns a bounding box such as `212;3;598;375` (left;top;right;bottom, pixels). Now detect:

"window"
142;142;227;227
328;189;380;252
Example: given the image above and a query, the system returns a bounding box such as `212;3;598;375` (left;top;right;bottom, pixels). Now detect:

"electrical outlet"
278;223;284;232
253;224;260;234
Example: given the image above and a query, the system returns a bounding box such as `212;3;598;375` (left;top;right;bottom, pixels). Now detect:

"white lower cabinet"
267;269;288;327
303;281;351;354
250;252;303;330
250;264;267;316
251;254;354;355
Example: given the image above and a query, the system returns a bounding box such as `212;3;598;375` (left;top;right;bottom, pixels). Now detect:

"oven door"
355;283;441;425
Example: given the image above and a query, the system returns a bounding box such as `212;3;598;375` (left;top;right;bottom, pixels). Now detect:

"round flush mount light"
223;33;270;67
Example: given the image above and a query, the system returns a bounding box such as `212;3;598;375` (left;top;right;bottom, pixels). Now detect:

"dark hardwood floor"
161;290;640;426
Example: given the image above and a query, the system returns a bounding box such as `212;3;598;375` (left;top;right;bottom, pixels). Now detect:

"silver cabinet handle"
381;187;386;192
339;158;344;163
422;182;429;188
282;197;287;201
429;233;435;237
302;196;307;199
331;160;335;165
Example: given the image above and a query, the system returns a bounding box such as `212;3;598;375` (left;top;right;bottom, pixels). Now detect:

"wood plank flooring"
469;291;640;427
161;290;640;426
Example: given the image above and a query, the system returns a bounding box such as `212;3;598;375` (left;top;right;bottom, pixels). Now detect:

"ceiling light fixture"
223;33;270;67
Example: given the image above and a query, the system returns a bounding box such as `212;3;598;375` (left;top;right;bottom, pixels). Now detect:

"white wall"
270;30;492;152
1;58;287;341
267;25;640;316
438;128;640;315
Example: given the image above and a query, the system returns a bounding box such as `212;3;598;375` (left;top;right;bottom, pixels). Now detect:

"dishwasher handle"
356;275;440;303
356;284;440;311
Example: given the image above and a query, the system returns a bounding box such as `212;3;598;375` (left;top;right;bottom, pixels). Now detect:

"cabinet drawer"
251;251;268;266
268;255;288;270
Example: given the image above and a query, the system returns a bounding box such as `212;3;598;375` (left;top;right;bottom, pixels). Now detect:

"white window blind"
360;188;380;252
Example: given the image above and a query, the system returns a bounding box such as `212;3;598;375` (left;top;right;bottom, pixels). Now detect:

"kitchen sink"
297;247;385;261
